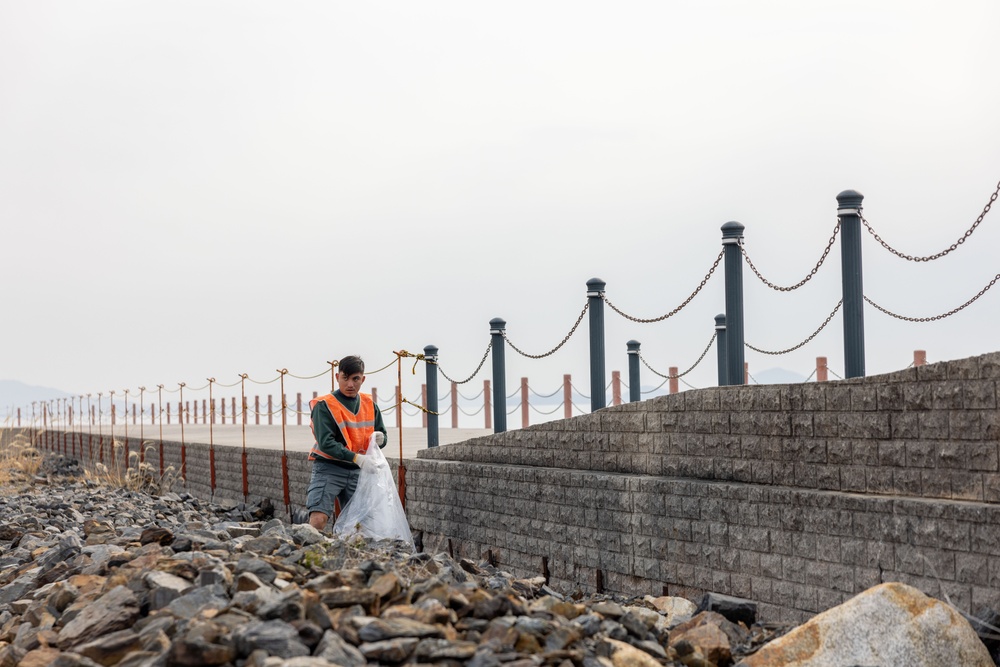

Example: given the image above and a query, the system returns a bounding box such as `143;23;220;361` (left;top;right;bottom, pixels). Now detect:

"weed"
84;439;177;494
0;430;43;488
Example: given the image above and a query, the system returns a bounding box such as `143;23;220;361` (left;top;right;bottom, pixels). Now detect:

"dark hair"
338;355;365;376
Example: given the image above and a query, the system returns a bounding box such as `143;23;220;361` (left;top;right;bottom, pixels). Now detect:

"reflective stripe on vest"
309;393;375;454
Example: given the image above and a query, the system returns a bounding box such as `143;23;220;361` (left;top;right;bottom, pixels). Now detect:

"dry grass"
85;440;178;494
0;430;44;488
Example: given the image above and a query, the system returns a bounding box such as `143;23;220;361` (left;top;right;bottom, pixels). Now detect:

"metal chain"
864;273;1000;322
246;374;281;385
638;331;717;379
860;178;1000;262
746;300;842;355
603;250;724;323
529;402;565;416
502;301;590;359
742;221;841;291
528;385;563;399
434;340;493;385
640;376;669;395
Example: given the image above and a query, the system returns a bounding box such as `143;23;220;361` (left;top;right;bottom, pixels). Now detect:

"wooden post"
669;367;679;394
296;393;302;426
255;396;260;425
563;374;572;419
267;395;273;426
421;384;427;428
186;401;190;424
914;350;927;366
193;400;198;423
451;381;458;429
521;377;529;428
167;403;171;425
231;397;236;423
484;380;492;430
816;357;828;382
395;386;402;429
611;370;621;406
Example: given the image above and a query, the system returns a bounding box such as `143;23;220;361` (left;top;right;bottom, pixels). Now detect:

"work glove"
353;453;367;468
373;432;386;447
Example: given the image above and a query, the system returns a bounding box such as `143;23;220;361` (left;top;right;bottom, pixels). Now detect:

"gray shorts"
306;462;359;517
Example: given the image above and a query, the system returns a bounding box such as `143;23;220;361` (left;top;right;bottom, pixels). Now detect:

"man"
307;355;388;531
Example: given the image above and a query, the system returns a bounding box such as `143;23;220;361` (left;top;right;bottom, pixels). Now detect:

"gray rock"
314;629;366;667
233;619;311;659
57;585;139;648
164;585;229;620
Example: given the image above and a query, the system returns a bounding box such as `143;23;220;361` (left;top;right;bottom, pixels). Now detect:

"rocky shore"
0;456;996;667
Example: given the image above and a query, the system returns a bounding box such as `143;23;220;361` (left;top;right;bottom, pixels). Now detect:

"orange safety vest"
309;393;376;461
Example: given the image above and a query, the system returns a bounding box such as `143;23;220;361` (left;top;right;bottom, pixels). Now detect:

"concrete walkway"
57;425;494;460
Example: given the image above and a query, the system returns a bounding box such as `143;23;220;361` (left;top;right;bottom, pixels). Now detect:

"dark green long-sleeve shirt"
309;390;387;468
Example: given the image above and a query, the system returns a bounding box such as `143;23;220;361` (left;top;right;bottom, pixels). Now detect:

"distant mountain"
0;380;74;416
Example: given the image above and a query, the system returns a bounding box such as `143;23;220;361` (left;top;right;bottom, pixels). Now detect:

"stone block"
918;412;950;439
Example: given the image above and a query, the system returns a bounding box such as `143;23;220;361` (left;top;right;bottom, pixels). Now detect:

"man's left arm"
373;404;388;449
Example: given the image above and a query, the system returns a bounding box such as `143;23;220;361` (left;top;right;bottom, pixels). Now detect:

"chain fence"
742;222;841;291
603;250;724;323
860;178;999;262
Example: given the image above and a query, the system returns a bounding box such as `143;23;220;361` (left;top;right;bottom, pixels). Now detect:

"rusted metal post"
484;380;492;430
240;374;249;501
178;383;187;481
745;362;749;385
208;378;216;496
267;395;273;426
255;396;260;425
612;371;621;406
451;381;458;429
395;386;402;429
421;384;428;429
914;350;927;366
521;377;529;428
669;367;679;395
563;375;572;419
296;393;302;426
817;357;828;382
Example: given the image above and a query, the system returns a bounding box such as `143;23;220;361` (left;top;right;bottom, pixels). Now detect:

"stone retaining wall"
407;351;1000;623
9;351;999;623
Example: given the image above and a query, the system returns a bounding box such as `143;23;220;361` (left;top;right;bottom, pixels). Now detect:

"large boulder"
737;582;993;667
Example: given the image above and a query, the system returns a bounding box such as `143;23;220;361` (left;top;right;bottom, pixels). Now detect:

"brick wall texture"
19;351;1000;623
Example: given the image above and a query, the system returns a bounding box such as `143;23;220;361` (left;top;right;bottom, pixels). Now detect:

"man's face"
337;371;365;398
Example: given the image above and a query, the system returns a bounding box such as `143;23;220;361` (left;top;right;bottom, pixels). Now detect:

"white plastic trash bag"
333;433;413;549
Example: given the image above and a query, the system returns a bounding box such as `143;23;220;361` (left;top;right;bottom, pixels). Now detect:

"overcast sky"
2;1;998;425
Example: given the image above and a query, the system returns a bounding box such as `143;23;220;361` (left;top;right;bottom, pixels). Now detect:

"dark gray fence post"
587;278;607;411
721;222;746;385
715;313;728;387
837;189;866;378
489;318;507;433
423;344;439;448
626;340;641;402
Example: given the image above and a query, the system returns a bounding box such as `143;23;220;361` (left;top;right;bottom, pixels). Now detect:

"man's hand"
354;453;367;467
373;432;386;447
